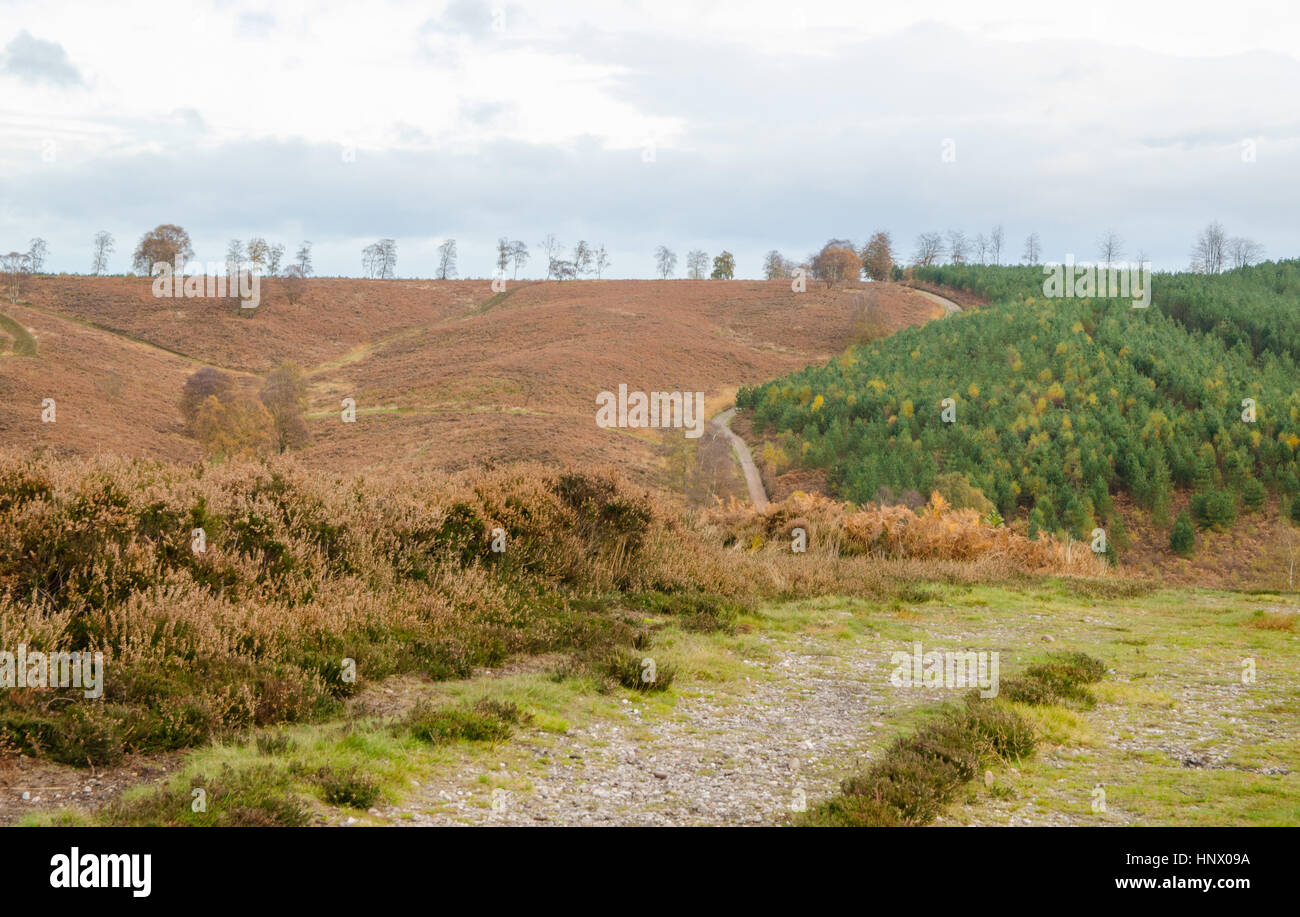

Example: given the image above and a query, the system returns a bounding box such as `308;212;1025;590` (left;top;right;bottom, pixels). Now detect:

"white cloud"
1;0;1297;276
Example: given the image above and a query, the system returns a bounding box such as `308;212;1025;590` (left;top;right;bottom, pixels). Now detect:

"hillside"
738;263;1300;587
1;277;943;487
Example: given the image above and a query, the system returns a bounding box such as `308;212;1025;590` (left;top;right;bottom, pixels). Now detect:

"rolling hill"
1;276;944;488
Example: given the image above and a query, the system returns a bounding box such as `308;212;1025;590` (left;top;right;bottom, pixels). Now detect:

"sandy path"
712;407;768;511
911;288;962;316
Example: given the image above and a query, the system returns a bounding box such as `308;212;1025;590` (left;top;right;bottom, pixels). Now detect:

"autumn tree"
282;265;306;304
132;224;193;274
861;232;894;281
710;251;735;280
193;394;274;460
763;250;793;280
259;361;310;453
810;243;858;287
180;367;237;434
246;237;270;273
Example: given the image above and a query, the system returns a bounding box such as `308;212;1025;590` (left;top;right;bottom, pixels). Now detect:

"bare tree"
363;239;397;278
226;239;244;276
509;240;529;279
1022;232;1041;265
1228;236;1265;270
946;230;969;264
92;231;115;275
686;249;709;279
1098;229;1124;266
2;251;30;303
912;232;943;267
27;238;48;273
437;239;457;279
572;240;593;278
1191;221;1228;274
989;224;1004;265
973;233;988;264
267;244;285;275
294;241;313;277
377;239;397;278
654;245;677;279
594;244;610;279
540;234;563;280
496;237;511;278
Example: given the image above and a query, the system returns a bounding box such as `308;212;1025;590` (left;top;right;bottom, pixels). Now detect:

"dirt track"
712;407;768;511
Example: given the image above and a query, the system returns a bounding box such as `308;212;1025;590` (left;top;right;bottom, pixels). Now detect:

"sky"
2;0;1299;277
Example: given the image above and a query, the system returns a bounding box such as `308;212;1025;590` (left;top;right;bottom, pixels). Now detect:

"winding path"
910;287;962;317
712;407;768;512
712;286;961;512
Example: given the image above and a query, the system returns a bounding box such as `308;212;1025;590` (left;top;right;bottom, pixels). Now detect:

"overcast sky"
2;0;1298;277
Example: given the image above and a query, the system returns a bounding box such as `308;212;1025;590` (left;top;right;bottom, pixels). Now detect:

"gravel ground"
382;633;911;826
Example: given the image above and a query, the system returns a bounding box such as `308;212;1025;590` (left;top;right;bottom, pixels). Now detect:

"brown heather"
0;449;1101;766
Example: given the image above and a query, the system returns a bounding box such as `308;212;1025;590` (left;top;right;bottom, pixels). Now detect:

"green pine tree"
1170;510;1196;557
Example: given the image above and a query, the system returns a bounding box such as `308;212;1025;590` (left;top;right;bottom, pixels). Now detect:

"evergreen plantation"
738;262;1300;545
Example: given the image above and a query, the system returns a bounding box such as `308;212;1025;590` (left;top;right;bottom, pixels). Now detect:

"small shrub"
255;732;298;756
311;766;380;808
599;648;676;693
403;701;513;745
